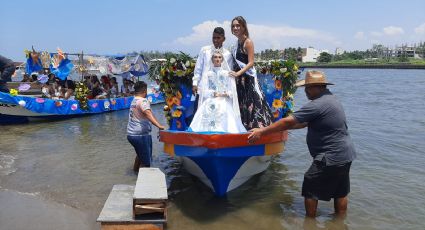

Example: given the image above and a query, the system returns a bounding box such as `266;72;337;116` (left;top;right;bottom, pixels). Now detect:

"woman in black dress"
230;16;273;130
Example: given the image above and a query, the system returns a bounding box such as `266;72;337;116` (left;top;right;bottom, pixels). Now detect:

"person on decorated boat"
88;75;105;99
128;79;135;95
21;74;31;82
64;80;75;100
83;75;91;89
52;77;65;99
192;27;233;115
189;50;246;133
230;16;273;130
41;81;54;98
30;73;38;82
121;79;131;97
100;75;111;97
110;76;119;98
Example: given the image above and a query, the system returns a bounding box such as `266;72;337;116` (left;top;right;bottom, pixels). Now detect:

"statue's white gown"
189;67;246;133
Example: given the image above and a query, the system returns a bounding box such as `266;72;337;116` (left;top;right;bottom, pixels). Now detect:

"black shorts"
302;161;352;201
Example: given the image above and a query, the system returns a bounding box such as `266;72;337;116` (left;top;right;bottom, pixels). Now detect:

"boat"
0;91;133;124
150;54;300;196
160;130;287;196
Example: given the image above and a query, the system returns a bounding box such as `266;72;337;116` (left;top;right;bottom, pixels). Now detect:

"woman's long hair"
231;16;249;38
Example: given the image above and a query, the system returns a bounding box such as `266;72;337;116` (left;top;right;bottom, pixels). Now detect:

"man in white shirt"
192;27;233;98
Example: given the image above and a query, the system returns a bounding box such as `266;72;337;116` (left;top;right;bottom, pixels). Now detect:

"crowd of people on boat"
18;72;137;100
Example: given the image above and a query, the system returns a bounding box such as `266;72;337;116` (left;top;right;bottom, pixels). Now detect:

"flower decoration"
176;91;182;99
55;101;63;107
272;99;284;109
9;89;18;96
166;97;174;107
172;109;182;118
75;81;90;111
148;52;196;126
172;97;181;106
255;59;299;118
274;80;282;90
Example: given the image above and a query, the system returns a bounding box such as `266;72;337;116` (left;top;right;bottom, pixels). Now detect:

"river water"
1;69;424;229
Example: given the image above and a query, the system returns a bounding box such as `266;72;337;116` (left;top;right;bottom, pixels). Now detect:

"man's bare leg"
334;196;348;217
305;198;318;218
133;156;141;172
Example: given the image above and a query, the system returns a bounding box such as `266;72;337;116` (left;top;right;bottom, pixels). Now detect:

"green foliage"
148;52;196;125
255;49;282;60
148;52;195;97
317;52;332;63
75;82;90;111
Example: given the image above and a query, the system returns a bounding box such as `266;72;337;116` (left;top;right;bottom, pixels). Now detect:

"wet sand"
0;189;98;230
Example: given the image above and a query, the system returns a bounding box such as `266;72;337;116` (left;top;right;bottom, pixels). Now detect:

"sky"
1;0;425;61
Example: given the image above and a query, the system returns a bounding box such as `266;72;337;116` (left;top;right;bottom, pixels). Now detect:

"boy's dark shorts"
302;161;352;201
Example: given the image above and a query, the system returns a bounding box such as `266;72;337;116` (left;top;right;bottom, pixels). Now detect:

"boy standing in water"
127;81;165;171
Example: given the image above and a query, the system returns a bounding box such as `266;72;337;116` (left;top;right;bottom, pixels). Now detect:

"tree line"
127;41;425;63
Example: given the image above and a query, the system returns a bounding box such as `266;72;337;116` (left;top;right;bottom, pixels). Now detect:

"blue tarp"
0;92;133;115
26;57;42;74
50;58;74;80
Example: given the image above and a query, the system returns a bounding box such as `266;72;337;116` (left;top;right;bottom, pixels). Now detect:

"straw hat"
295;70;334;87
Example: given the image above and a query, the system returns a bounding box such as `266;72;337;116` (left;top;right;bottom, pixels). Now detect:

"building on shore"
373;44;423;59
394;46;420;58
335;47;344;55
301;47;330;62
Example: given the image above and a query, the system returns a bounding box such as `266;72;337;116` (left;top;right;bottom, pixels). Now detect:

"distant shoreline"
300;64;425;69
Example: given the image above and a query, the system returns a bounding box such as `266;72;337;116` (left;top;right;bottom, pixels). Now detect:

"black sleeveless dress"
234;42;273;129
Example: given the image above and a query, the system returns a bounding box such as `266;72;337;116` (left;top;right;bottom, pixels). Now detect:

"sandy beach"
0;189;97;230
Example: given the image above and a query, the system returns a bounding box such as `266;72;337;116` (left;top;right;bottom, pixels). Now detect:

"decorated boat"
150;53;300;196
0;91;133;124
0;48;168;124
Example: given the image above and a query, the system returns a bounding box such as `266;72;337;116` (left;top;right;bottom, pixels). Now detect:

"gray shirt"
293;89;356;166
127;97;152;135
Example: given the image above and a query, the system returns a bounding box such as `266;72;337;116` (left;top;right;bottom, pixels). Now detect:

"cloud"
165;20;341;53
382;26;404;36
354;31;366;40
173;20;225;46
414;22;425;34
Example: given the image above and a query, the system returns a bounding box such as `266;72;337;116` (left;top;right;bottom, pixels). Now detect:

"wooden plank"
133;168;167;203
134;204;165;215
97;185;166;224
